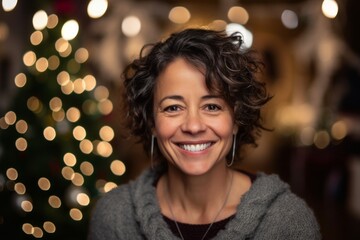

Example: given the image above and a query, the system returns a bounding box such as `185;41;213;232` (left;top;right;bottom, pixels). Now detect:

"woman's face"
153;58;238;176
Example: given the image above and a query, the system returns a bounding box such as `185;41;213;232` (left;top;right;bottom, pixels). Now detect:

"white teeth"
180;143;211;152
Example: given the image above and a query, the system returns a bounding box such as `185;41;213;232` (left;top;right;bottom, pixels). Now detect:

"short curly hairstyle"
122;28;271;162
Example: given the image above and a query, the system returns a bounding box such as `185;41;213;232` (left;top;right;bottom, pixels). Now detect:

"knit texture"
88;166;321;240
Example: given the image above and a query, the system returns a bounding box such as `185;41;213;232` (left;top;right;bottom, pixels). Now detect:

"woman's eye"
163;105;181;112
205;104;221;111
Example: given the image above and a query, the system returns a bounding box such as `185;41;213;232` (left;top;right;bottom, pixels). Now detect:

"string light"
61;20;79;40
80;161;94;176
168;6;191;24
43;221;56;233
2;0;18;12
32;10;48;30
322;0;339;19
99;125;114;142
87;0;108;19
227;6;249;25
281;10;299;29
110;160;126;176
121;16;141;37
23;51;36;67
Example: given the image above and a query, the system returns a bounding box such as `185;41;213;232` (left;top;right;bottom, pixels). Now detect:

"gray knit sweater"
88;166;321;239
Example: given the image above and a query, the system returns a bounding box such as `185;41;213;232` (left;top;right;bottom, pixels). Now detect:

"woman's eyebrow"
158;94;222;105
158;95;184;105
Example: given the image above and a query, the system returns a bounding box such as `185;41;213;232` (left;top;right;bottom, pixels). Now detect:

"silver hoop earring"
227;134;236;167
150;135;155;169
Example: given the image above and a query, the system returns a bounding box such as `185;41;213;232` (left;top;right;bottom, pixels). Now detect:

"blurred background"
0;0;359;239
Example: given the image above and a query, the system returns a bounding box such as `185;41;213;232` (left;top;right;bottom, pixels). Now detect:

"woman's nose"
180;110;206;134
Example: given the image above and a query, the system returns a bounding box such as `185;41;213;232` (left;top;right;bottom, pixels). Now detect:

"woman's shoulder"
250;172;321;239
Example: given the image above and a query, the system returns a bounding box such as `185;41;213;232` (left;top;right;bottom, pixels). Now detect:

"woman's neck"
158;163;234;224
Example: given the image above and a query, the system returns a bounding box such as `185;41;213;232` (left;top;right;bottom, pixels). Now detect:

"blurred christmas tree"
0;1;126;239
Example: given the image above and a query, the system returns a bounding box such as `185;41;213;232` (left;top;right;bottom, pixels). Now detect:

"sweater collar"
130;166;289;240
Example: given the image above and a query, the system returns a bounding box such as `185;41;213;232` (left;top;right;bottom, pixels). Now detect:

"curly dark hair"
122;28;271;162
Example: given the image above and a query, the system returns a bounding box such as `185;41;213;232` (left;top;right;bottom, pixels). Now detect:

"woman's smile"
177;142;213;153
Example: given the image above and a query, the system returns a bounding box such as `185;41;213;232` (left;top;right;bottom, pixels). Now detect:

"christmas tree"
0;1;125;239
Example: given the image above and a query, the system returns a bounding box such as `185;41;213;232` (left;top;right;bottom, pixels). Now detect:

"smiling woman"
88;28;321;240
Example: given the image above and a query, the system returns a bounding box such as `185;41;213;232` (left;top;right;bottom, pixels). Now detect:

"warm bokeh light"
61;81;74;95
63;152;77;167
94;85;109;101
15;137;27;151
2;0;18;12
32;10;48;30
14;182;26;194
71;173;84;186
80;161;94;176
35;57;49;72
22;223;34;235
98;99;113;115
73;78;86;94
4;111;16;125
121;16;141;37
57;71;71;86
227;6;249;25
61;19;79;40
209;20;227;31
32;227;43;238
168;6;191;24
110;160;126;176
49;97;62;112
54;38;68;53
99;125;114;141
322;0;339;19
43;221;56;233
69;208;83;221
48;55;60;70
21;200;33;212
331;120;347;140
73;125;86;141
79;139;93;154
281;9;299;29
38;177;51;191
76;193;90;206
30;30;43;46
23;51;36;67
6;168;18;180
0;117;8;129
47;14;58;29
61;166;75;180
43;126;56;141
87;0;108;19
14;73;27;88
104;182;117;192
66;107;81;122
314;130;330;149
96;141;113;157
15;119;28;134
52;109;65;122
48;195;61;208
75;48;89;63
27;96;42;113
83;75;97;91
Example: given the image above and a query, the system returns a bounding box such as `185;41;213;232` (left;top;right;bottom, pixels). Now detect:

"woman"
89;28;321;239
